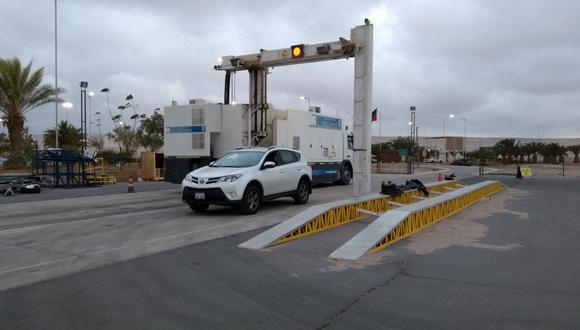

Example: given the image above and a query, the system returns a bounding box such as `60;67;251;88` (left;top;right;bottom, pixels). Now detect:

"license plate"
194;192;205;200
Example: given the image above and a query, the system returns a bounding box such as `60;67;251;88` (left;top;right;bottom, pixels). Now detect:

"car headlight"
184;173;193;182
217;174;242;183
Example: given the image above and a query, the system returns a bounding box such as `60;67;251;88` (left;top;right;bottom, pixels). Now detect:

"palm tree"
43;120;82;151
493;138;518;163
540;143;567;163
524;141;544;163
0;132;8;158
567;145;580;163
0;58;61;168
520;143;533;163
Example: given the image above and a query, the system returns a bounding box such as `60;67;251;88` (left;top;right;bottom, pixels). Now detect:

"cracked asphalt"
1;176;580;329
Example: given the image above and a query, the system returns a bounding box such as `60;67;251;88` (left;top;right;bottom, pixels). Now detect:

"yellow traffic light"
291;44;304;58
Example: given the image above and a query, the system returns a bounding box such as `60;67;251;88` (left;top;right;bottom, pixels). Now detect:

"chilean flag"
371;108;378;122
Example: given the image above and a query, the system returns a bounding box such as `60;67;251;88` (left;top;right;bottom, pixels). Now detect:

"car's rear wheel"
188;202;209;213
241;185;261;215
293;179;310;204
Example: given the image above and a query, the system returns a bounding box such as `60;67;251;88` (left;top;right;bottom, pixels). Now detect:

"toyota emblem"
199;178;206;184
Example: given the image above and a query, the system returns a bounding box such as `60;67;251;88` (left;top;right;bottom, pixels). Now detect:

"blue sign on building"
314;116;342;130
168;125;206;134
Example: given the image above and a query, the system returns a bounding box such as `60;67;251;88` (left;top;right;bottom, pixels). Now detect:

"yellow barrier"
520;167;533;177
274;181;464;245
370;182;504;253
87;176;117;185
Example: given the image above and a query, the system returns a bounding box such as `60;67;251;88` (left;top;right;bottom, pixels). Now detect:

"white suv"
182;147;312;214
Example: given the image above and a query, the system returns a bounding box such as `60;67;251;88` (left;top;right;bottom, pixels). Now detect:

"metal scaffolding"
35;149;96;188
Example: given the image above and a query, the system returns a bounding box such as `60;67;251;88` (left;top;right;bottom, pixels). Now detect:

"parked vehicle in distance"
424;157;443;163
19;183;41;194
450;159;473;166
182;147;312;215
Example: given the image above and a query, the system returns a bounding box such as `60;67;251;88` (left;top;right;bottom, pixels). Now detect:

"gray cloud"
1;0;579;139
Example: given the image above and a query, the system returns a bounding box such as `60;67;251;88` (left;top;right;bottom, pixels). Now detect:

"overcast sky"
1;0;579;138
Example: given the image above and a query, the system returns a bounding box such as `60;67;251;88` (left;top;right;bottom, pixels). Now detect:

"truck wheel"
340;167;352;185
241;185;261;215
293;179;310;204
188;203;209;213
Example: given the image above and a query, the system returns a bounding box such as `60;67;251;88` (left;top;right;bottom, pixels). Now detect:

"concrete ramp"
329;180;503;260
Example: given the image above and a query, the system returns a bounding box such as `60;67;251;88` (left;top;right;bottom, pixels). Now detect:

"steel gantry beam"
214;22;374;196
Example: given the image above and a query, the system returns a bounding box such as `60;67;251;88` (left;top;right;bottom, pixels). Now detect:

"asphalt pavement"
1;176;579;329
0;166;476;291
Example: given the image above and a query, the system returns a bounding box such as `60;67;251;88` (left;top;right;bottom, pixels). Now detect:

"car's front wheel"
241;185;261;215
293;179;310;204
188;202;209;213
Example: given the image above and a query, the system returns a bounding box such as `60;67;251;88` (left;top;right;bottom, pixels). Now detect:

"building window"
192;134;205;149
292;136;300;150
192;109;204;125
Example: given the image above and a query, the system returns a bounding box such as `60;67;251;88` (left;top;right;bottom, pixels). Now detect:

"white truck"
164;100;354;185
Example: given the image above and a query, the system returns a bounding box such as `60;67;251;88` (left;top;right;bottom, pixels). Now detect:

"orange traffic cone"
127;178;135;193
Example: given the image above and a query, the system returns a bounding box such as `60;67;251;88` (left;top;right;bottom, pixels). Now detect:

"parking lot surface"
0;166;471;291
1;175;579;329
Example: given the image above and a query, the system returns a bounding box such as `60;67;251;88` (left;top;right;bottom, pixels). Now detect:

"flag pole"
379;110;381;137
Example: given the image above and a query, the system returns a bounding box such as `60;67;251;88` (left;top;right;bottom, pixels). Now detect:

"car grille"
191;176;220;184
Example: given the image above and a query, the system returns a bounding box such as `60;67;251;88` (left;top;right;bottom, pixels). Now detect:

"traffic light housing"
291;44;304;59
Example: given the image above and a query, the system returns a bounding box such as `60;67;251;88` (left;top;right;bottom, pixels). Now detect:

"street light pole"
88;91;94;138
54;0;59;149
62;101;73;122
410;106;416;174
436;115;445;160
448;114;455;160
461;118;467;158
80;82;88;155
300;96;311;111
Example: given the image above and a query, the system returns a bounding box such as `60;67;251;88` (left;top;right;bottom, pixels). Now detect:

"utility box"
141;151;164;181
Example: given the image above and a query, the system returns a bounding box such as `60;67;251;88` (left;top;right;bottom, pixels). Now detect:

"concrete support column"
351;24;373;196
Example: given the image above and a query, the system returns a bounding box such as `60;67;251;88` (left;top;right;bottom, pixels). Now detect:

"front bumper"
182;186;241;205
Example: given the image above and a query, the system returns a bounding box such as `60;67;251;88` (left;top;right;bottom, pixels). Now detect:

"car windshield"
211;151;265;168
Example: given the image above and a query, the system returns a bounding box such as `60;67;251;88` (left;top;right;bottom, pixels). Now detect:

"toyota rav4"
182;147;312;214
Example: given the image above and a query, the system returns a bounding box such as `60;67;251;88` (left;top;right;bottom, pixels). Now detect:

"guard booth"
141;151;164;181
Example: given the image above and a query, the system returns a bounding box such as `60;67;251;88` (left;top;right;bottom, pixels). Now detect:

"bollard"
127;178;135;193
516;165;523;179
437;173;442;181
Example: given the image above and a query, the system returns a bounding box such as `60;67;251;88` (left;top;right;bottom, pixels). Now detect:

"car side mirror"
263;161;276;169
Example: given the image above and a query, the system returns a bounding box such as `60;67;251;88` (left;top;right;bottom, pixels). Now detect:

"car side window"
293;151;301;162
263;151;278;165
278;150;297;165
